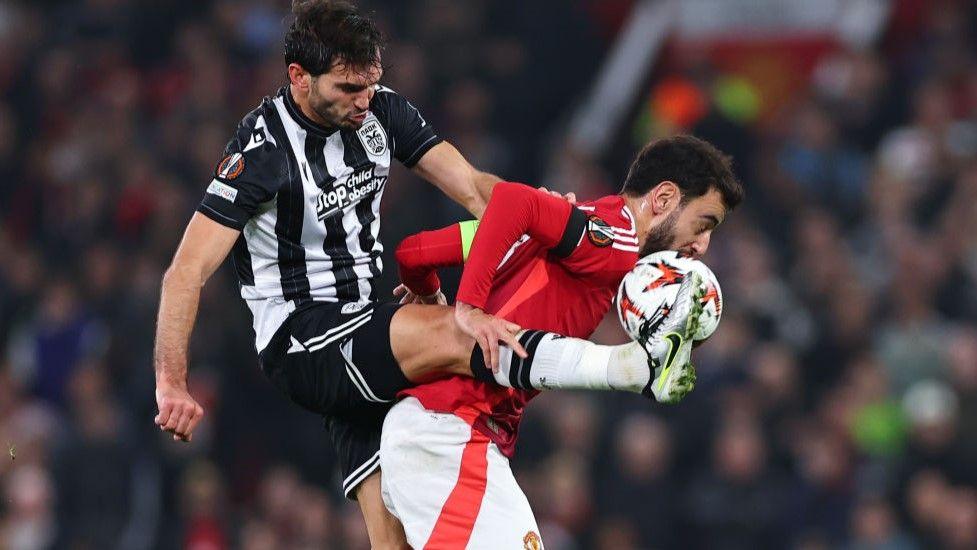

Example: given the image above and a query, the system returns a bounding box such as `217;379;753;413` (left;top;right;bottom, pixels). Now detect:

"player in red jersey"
379;136;743;548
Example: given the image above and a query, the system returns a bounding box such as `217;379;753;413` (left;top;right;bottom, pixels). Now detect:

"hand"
155;382;205;442
538;186;577;204
393;284;447;305
454;302;527;372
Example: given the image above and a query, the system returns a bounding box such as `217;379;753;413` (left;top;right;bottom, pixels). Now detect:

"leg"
355;471;410;550
387;304;476;383
381;397;543;549
385;304;656;398
467;273;707;403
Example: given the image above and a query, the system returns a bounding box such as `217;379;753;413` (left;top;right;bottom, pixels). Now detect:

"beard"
309;90;360;130
639;206;680;257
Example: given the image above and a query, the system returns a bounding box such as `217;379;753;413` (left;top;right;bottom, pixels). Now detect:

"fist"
155;384;205;442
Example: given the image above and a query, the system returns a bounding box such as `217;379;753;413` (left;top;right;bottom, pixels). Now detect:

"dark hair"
620;135;743;210
284;0;383;76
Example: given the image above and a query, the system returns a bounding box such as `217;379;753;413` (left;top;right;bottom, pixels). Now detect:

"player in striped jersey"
153;1;508;547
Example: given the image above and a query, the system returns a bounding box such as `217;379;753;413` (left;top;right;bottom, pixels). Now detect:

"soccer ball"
616;250;723;342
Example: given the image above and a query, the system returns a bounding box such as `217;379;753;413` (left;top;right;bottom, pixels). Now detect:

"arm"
395;220;478;297
454;182;587;368
456;182;586;309
372;89;498;218
412;141;500;218
154;213;239;441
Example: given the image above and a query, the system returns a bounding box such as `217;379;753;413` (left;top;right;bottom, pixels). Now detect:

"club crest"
357;118;387;156
216;153;244;180
586;215;614;247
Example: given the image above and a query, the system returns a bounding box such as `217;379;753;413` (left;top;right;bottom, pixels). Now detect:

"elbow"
394;236;419;270
161;261;206;291
487;182;535;214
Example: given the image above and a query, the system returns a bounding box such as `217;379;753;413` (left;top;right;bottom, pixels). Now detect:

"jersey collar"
280;86;340;139
621;203;637;234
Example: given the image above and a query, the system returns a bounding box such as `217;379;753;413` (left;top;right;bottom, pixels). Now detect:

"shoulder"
369;85;422;122
577;195;635;232
574;195;639;257
220;95;289;171
227;95;286;151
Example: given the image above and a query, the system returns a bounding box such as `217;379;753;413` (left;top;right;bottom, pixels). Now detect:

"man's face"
640;188;727;258
308;61;382;130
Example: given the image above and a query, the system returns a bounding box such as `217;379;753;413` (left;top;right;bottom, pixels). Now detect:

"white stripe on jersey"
367;116;391;276
245;296;297;352
621;205;637;233
322;132;375;302
612;234;639;244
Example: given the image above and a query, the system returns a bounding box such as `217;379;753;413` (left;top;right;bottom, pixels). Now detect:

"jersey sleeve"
558;210;639;277
372;87;443;167
395;221;477;296
197;111;288;230
456;182;588;309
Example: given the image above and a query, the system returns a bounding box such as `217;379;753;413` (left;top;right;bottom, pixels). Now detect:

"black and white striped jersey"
197;86;442;351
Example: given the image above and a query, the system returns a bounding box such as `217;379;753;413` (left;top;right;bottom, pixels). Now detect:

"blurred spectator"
846;496;917;550
685;418;789;548
2;0;977;547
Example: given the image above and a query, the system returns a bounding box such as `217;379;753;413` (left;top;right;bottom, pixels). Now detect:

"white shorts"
380;397;544;549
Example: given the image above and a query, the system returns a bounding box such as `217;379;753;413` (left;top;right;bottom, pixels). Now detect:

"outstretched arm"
394;220;479;300
454;182;587;368
154;213;239;442
456;182;586;310
412;141;499;218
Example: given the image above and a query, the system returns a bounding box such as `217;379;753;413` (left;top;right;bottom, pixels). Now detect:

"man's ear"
288;63;311;90
650;181;680;215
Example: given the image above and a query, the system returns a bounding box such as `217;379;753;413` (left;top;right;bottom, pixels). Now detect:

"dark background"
2;1;977;548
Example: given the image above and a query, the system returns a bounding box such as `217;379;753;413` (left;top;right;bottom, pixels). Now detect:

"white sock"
492;331;650;393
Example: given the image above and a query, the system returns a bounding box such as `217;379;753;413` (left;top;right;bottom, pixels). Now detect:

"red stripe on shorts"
423;426;490;549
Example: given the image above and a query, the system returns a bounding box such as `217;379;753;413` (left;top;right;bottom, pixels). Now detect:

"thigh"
263;301;410;415
388;304;475;383
380;398;476;548
380;398;541;550
467;444;543;550
325;404;390;499
354;471;410;549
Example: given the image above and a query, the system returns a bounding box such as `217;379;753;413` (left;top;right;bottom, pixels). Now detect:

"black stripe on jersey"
231;234;254;286
275;159;312;302
273;98;312;302
341;132;383;302
304;135;361;302
552;207;588;258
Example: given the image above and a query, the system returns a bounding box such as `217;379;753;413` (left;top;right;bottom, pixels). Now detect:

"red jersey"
395;182;639;456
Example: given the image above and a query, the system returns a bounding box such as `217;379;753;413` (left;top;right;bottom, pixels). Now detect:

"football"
616;250;723;342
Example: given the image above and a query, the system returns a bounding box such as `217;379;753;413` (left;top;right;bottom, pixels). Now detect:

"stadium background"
2;0;977;548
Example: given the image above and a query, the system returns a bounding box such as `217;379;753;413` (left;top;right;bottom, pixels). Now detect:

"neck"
289;83;329;126
622;194;654;249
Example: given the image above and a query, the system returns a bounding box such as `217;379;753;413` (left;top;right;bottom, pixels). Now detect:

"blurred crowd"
2;0;977;549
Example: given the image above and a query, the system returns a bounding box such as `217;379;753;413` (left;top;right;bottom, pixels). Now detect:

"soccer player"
151;1;716;546
380;136;743;548
152;1;506;546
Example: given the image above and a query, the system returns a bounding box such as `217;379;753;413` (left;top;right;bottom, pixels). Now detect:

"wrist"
155;371;187;391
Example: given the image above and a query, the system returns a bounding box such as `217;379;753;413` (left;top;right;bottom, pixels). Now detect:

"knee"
438;313;475;366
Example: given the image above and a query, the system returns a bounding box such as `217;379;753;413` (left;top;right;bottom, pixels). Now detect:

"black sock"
469;345;496;384
468;330;549;390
